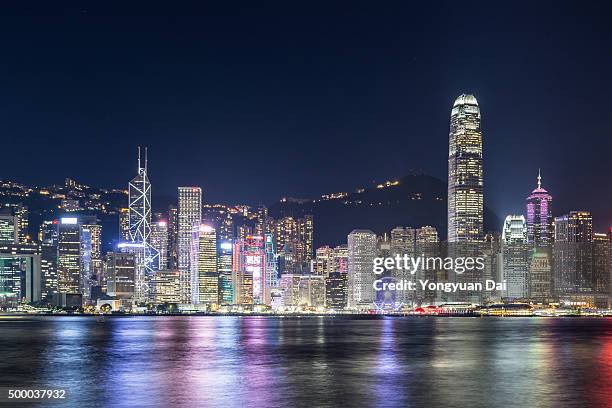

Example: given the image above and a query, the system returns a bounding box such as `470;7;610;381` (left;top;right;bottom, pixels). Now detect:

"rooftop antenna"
537;168;542;189
144;147;148;172
137;146;141;170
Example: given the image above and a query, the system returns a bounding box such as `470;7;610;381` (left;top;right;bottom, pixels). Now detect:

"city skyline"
0;2;610;232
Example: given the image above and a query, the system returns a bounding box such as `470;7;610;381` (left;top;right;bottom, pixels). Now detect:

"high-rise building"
232;235;270;305
1;204;29;243
167;205;179;269
592;232;610;308
191;224;218;304
217;240;233;304
325;271;348;310
151;218;169;271
81;221;101;300
553;211;593;297
178;187;202;303
150;269;181;304
526;170;553;247
447;94;483;242
104;252;135;299
347;229;377;310
119;208;130;241
501;215;529;299
57;217;81;294
0;243;42;305
298;275;325;308
128;147;158;301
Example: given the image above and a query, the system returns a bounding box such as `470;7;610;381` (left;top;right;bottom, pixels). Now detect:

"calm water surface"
0;316;611;407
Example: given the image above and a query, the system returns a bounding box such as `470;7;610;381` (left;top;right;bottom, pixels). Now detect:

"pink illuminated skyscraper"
526;170;553;247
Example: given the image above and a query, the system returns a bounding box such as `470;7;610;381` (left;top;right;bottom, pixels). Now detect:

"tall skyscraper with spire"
447;94;483;242
128;147;159;301
526;169;553;247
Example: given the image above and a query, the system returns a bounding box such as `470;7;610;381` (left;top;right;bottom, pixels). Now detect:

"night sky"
1;2;611;231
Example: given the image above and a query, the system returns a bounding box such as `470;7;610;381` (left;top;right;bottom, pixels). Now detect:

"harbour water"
0;316;611;407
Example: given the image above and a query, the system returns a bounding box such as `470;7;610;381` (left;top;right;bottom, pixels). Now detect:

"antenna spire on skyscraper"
537;168;542;189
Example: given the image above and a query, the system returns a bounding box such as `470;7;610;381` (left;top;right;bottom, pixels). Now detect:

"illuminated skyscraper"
81;220;101;300
178;186;202;303
104;252;135;299
347;229;377;310
191;224;218;304
151;218;169;271
57;217;81;294
118;208;130;240
217;240;233;304
167;205;179;269
232;235;268;305
501;215;529;299
128;147;159;301
526;170;553;247
553;211;593;296
447;94;483;242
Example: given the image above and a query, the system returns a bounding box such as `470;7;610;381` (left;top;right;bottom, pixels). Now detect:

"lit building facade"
217;240;233;304
501;215;529;299
553;211;593;296
191;224;218;304
347;229;377;310
447;94;483;242
526;170;553;247
178;186;202;303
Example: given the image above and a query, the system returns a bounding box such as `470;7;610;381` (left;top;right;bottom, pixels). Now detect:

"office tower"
347;229;377;310
232;235;268;305
81;221;101;300
0;243;42;304
119;208;130;240
274;215;314;273
151;218;169;271
526;170;553;247
167;205;179;269
104;252;135;299
57;217;81;294
298;275;326;308
501;215;529;299
1;204;29;243
389;227;415;304
448;94;483;242
40;244;58;301
178;187;202;303
325;271;348;309
592;233;610;308
416;226;440;304
191;224;218;304
0;215;18;244
264;233;278;297
529;251;552;302
278;274;302;307
217;240;233;304
79;226;93;300
298;215;314;262
314;246;335;275
553;211;593;297
128;147;159;301
150;269;181;304
333;244;348;274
